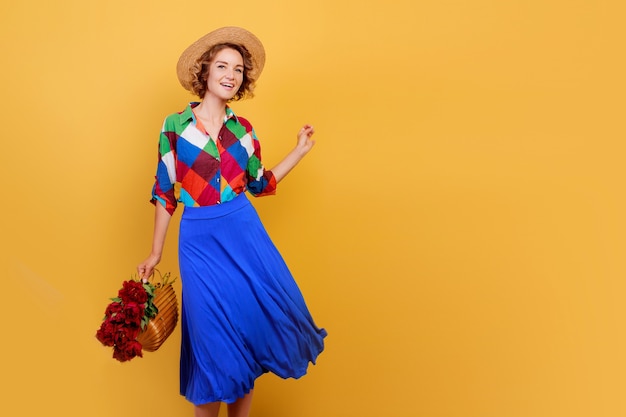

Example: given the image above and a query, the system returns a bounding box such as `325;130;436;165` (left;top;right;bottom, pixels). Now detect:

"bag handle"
143;268;176;288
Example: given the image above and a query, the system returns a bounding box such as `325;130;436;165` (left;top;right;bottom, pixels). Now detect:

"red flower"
95;320;117;347
122;302;145;325
109;310;127;324
113;340;143;362
118;280;148;304
113;328;136;346
104;301;123;318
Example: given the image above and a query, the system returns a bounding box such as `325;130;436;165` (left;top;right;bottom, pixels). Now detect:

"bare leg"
194;402;221;417
227;390;254;417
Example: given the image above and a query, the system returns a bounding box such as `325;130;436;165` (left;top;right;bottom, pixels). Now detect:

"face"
204;47;244;101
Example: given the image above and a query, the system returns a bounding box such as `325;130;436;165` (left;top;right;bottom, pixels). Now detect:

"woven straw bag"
137;271;179;352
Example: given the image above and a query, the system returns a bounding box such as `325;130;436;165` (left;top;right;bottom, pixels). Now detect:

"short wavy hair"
189;43;256;101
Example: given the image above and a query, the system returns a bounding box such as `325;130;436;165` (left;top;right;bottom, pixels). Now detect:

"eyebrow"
215;60;244;68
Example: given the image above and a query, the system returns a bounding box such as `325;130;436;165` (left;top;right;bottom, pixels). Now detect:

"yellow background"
1;0;625;416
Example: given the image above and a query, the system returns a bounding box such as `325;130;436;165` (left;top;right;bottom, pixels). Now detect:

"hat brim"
176;26;265;92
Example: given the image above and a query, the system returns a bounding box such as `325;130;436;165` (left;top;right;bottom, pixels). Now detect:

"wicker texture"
137;283;179;352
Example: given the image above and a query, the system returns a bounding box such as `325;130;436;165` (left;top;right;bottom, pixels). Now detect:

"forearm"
138;203;172;280
270;146;308;183
267;124;316;184
150;202;172;259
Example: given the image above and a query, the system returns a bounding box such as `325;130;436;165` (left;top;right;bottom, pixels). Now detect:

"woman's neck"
194;95;227;125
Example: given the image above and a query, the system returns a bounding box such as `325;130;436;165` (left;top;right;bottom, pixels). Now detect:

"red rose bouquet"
96;279;159;362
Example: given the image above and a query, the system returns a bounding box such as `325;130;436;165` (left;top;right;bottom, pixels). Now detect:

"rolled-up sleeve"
246;127;276;197
150;123;178;215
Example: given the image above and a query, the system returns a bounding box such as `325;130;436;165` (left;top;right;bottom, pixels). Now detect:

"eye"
217;64;226;69
235;68;243;74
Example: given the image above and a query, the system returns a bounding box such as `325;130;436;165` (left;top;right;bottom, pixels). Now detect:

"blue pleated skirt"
178;193;327;405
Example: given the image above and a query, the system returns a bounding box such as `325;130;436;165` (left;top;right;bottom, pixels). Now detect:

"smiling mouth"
221;83;234;88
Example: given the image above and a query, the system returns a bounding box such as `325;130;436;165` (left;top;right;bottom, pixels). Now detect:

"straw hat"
176;26;266;92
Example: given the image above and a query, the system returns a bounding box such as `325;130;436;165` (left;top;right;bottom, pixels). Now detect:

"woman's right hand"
137;254;161;282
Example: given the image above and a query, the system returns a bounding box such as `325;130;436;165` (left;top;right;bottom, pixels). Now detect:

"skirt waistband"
182;193;251;220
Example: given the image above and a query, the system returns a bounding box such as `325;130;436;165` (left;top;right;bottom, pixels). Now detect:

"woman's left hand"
296;124;316;155
271;124;317;183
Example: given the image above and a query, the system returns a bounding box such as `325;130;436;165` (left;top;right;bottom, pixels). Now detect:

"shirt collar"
177;102;239;125
177;102;197;125
224;106;238;122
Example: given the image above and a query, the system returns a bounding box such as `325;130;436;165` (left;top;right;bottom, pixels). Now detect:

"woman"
137;27;327;417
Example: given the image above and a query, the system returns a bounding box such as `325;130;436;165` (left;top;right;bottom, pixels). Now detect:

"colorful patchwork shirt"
151;102;276;215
